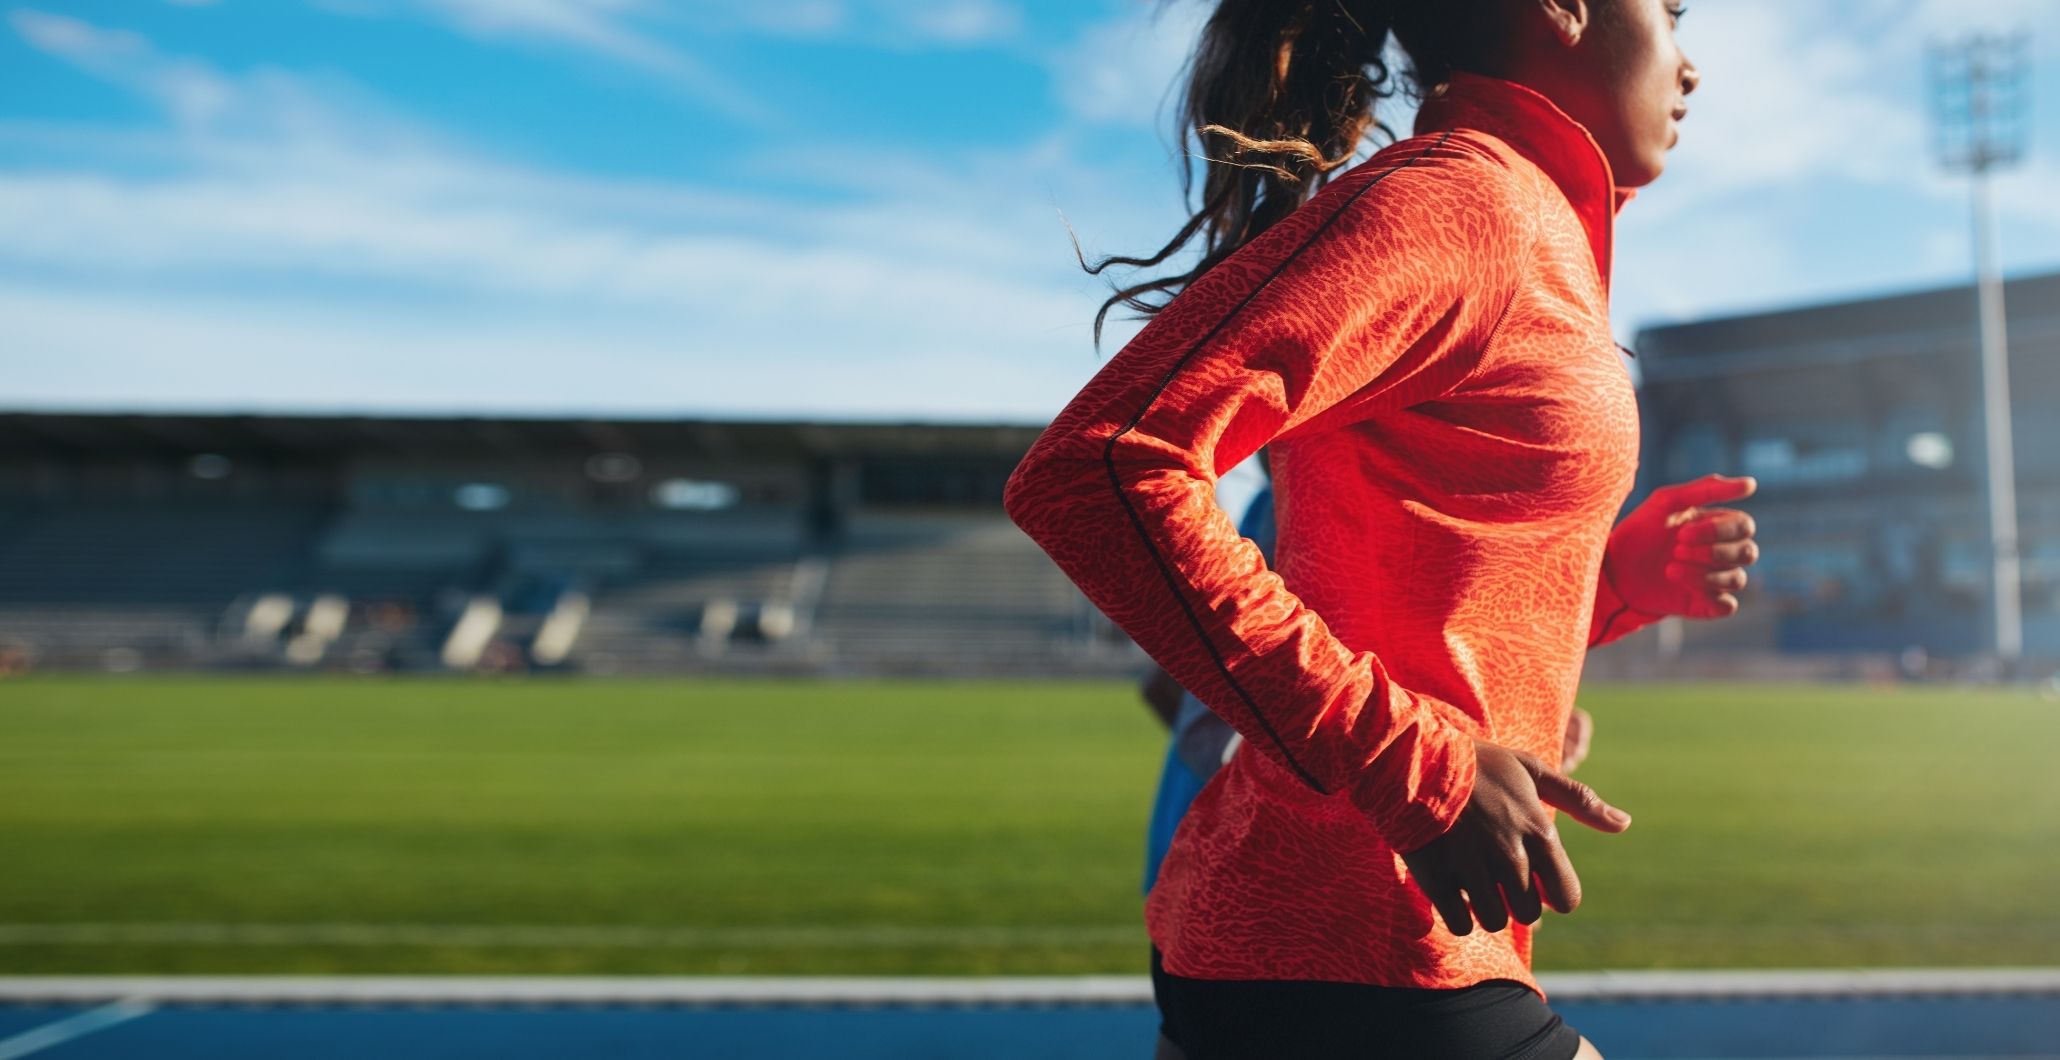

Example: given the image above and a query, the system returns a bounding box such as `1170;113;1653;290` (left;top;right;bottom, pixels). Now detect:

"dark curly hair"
1082;0;1523;344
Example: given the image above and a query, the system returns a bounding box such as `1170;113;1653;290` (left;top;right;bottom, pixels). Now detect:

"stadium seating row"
0;502;1106;676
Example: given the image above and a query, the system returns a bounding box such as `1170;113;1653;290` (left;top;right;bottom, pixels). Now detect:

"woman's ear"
1532;0;1590;47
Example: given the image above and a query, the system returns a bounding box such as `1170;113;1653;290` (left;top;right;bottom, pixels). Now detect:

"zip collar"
1412;71;1632;294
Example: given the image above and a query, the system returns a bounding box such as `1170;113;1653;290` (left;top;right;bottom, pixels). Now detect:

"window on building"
1876;402;1954;473
187;453;233;480
1665;423;1727;480
1741;423;1867;485
1905;431;1954;470
858;458;1015;506
453;482;512;511
651;478;741;511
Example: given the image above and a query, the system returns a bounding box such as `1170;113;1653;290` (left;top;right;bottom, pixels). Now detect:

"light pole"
1928;32;2029;671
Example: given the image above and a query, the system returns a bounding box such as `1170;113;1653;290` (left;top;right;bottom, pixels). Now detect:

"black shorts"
1151;949;1582;1060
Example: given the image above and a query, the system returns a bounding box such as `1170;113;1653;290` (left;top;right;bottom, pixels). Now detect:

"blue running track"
4;975;2058;1059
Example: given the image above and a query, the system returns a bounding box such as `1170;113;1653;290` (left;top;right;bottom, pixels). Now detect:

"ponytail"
1083;0;1495;345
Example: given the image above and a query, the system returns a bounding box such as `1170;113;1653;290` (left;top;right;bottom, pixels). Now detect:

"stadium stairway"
285;565;491;671
572;545;811;672
810;512;1099;675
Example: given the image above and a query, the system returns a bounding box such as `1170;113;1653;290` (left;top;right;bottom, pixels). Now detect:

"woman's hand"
1606;473;1759;619
1400;738;1631;935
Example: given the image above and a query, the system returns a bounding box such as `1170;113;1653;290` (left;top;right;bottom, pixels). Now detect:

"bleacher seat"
810;512;1096;673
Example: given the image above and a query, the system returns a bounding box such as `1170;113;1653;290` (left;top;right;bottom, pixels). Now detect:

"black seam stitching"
1592;551;1653;646
1101;131;1454;796
1592;602;1633;647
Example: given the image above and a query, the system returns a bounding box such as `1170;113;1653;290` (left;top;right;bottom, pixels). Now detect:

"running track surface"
3;976;2057;1059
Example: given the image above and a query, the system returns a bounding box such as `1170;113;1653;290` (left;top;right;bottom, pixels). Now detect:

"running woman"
1005;1;1760;1057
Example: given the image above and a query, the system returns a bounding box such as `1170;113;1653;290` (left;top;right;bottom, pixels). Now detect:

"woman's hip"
1150;948;1582;1060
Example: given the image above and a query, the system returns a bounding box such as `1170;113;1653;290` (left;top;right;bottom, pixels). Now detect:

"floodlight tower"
1928;32;2029;670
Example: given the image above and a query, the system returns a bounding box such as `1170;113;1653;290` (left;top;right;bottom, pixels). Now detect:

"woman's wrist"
1600;549;1669;618
1591;551;1667;646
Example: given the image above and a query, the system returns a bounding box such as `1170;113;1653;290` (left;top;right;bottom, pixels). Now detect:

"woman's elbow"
1003;443;1099;543
1002;453;1055;536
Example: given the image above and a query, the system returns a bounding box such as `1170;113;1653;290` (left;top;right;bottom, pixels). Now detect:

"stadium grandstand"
1622;269;2060;677
1;271;2054;680
0;415;1104;677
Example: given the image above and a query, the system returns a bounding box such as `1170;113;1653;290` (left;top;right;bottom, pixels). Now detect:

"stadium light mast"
1928;32;2029;670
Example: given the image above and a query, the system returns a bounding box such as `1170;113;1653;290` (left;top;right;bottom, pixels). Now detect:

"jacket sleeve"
1004;135;1528;854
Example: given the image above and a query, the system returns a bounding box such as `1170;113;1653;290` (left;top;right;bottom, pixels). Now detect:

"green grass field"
1;676;2056;976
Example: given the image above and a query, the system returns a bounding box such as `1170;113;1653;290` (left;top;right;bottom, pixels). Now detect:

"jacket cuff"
1348;698;1478;853
1589;557;1667;648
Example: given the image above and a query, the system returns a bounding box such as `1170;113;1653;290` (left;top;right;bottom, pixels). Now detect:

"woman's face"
1553;0;1700;187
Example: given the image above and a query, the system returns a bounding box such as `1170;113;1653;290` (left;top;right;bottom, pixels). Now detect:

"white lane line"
0;976;1157;1006
1;970;2058;1007
0;922;1143;949
0;999;154;1059
1543;966;2060;1000
4;921;2054;949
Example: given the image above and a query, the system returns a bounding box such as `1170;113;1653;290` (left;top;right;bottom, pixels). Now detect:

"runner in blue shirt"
1141;475;1273;892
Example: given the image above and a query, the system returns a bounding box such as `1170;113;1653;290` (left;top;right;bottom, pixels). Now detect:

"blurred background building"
1629;269;2060;672
0;412;1070;676
4;270;2055;681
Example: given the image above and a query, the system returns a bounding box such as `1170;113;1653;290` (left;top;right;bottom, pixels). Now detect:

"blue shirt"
1143;483;1275;892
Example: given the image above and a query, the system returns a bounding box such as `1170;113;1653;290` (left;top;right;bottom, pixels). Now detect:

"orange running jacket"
1004;72;1663;995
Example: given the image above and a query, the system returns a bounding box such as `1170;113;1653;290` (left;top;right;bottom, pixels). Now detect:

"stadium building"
0;415;1102;676
1630;270;2060;670
1;272;2054;677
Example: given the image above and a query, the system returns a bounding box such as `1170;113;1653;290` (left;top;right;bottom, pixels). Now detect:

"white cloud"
1049;1;1204;130
0;11;1140;419
412;0;667;66
12;8;443;150
1639;0;2057;211
891;0;1020;44
1639;4;1911;214
9;10;247;136
6;7;1176;296
1610;0;2060;331
0;167;1093;325
1893;0;2048;42
303;0;774;120
10;9;143;60
0;284;1083;420
13;3;2055;421
0;80;1095;322
685;0;1025;46
739;0;844;37
383;0;1032;56
0;128;1113;417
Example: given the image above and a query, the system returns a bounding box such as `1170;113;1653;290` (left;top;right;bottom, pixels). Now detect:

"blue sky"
3;0;2058;421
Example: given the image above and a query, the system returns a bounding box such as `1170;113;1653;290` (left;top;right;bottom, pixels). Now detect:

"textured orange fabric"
1004;73;1649;995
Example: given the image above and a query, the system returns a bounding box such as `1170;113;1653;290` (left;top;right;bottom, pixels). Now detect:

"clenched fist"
1605;473;1759;620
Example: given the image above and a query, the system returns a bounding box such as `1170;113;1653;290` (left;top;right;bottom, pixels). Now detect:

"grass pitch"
0;676;2055;975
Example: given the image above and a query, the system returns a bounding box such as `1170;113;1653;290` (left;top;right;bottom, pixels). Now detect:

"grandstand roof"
1633;270;2060;380
0;412;1046;460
